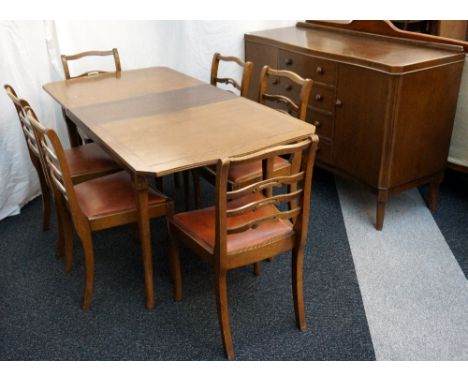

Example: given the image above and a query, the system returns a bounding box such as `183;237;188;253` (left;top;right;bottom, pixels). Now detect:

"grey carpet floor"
337;175;468;360
0;170;375;360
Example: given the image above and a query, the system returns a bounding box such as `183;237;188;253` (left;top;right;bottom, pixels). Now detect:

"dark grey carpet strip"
422;169;468;279
0;170;374;360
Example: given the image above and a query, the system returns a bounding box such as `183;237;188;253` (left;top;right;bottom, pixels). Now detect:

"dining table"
43;66;316;309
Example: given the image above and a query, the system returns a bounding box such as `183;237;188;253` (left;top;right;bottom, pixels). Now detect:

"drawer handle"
313;121;321;128
284;58;293;66
316;66;324;74
285;85;293;91
272;78;279;85
315;94;323;101
335;99;343;107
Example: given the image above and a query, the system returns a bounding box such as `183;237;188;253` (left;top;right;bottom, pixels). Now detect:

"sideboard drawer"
307;108;333;139
310;84;335;112
279;49;336;85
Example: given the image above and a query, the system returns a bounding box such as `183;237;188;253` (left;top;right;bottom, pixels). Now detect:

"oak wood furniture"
354;20;468;174
192;53;254;207
61;48;122;80
43;66;316;309
61;48;122;147
168;136;319;360
210;52;253;97
27;110;172;311
4;85;120;235
309;21;468;174
4;85;52;231
245;21;465;230
195;65;313;205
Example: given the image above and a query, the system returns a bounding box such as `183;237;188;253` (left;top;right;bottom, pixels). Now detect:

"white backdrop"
0;20;295;221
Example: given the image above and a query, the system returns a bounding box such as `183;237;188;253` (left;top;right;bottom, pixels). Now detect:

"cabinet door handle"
285;84;293;91
316;66;324;74
315;94;323;101
284;58;293;66
314;121;321;128
335;99;343;107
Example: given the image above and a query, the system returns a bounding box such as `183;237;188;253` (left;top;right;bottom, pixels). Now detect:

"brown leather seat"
65;142;120;180
227;156;290;184
75;171;167;218
173;192;293;254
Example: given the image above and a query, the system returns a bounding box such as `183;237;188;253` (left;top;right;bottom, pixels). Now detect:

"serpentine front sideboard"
245;21;465;230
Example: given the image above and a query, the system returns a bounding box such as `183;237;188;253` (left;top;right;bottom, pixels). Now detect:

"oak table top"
43;66;315;310
43;66;316;176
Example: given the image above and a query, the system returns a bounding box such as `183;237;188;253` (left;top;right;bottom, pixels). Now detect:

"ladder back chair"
194;65;314;209
187;53;254;210
210;52;253;97
61;48;121;80
26;111;170;311
258;65;313;121
168;135;319;360
61;48;121;147
4;85;52;231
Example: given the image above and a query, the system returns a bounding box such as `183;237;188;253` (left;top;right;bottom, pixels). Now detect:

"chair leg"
183;171;191;211
253;262;261;275
291;247;306;332
167;230;182;301
62;208;74;273
215;270;235;360
79;227;95;311
192;170;201;209
39;175;51;232
54;195;65;258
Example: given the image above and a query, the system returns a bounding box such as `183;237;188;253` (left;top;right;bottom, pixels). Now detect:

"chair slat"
216;77;241;91
226;207;301;235
263;93;299;112
227;189;303;217
258;66;313;121
211;52;253;97
227;171;305;200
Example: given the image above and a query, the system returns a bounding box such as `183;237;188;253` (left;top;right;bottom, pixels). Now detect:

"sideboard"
245;21;465;230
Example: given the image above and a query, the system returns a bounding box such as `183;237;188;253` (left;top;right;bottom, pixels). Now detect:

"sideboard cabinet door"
334;64;394;188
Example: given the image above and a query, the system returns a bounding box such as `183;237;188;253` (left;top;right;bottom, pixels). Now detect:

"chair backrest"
210;52;253;97
61;48;121;80
4;85;42;161
214;135;319;262
257;66;313;121
26;109;81;218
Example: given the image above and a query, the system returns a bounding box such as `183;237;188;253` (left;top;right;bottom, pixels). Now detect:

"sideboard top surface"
245;26;465;73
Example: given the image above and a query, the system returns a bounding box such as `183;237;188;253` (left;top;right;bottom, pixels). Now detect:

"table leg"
134;174;155;310
62;108;82;148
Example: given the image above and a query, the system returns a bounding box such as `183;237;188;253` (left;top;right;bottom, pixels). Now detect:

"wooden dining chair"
4;85;52;231
27;109;173;311
181;53;254;210
168;135;319;360
4;85;120;233
61;48;121;80
61;48;121;147
210;52;253;97
194;66;313;208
